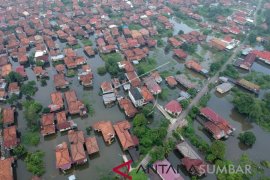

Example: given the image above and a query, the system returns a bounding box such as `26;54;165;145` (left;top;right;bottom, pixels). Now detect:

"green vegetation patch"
81;39;93;46
22;131;40;146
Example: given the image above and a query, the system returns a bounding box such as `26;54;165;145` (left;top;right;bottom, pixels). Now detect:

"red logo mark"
112;160;133;180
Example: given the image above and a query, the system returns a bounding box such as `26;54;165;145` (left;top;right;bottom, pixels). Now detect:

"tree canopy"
21;81;37;97
25;151;45;176
238;131;256;146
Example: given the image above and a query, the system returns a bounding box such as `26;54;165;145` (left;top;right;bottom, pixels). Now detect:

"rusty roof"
113;120;134;150
93;121;115;143
55;142;72;169
85;137;99;154
2;107;14;125
68;130;85;144
0;158;14;180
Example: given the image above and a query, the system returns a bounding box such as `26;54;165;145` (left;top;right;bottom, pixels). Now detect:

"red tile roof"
2;107;15;125
165;100;182;113
68;130;85;144
113;120;135;150
55;142;72;170
3;125;18;149
56;111;71;131
85;137;99;154
70;142;87;164
0;157;14;180
118;98;138;118
93;121;115;144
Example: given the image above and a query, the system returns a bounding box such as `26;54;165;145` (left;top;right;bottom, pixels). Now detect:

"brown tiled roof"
68;130;85;144
113;120;135;150
85;137;99;154
55;142;72;170
64;90;84;115
118;98;138;118
2;107;14;125
56;111;71;131
166;76;177;87
54;74;68;88
51;92;64;108
140;86;154;102
3;125;18;149
41;113;55;136
8;82;19;92
1;64;12;77
0;157;14;180
70;142;87;163
93;121;115;143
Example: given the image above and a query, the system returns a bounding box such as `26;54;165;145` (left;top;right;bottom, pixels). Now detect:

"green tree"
22;131;40;146
248;32;257;44
25;151;45;176
21;81;37;97
142;104;154;118
23;100;43;130
129;170;148;180
5;72;23;83
238;131;256;146
180;99;189;109
6;94;19;105
97;66;107;75
209;140;226;162
133;114;148;127
13;144;27;158
150;146;165;163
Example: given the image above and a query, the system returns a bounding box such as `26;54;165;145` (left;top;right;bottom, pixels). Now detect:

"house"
129;88;144;107
216;83;233;94
15;66;27;78
237;79;260;93
18;54;28;64
75;56;87;66
82;64;91;73
56;111;73;132
55;142;72;171
8;82;20;96
33;66;48;78
113;120;137;151
209;38;227;51
0;89;7;101
41;113;56;136
140;86;154;103
153;159;184;180
64;90;86;116
85;137;99;155
78;73;93;87
68;130;85;144
2;107;15;126
144;76;162;95
93;121;115;144
49;92;64;112
3;125;19;150
174;49;188;59
168;37;182;47
102;93;117;107
55;64;65;73
54;74;69;89
84;46;95;56
125;71;141;87
185;60;202;72
64;57;77;69
1;64;12;77
112;78;121;89
200;107;235;140
164;100;182;117
70;142;87;164
182;157;207;177
0;157;14;180
150;71;162;83
67;130;87;164
239;53;256;70
100;82;114;94
118;98;138;118
175;75;196;89
166;76;177;88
